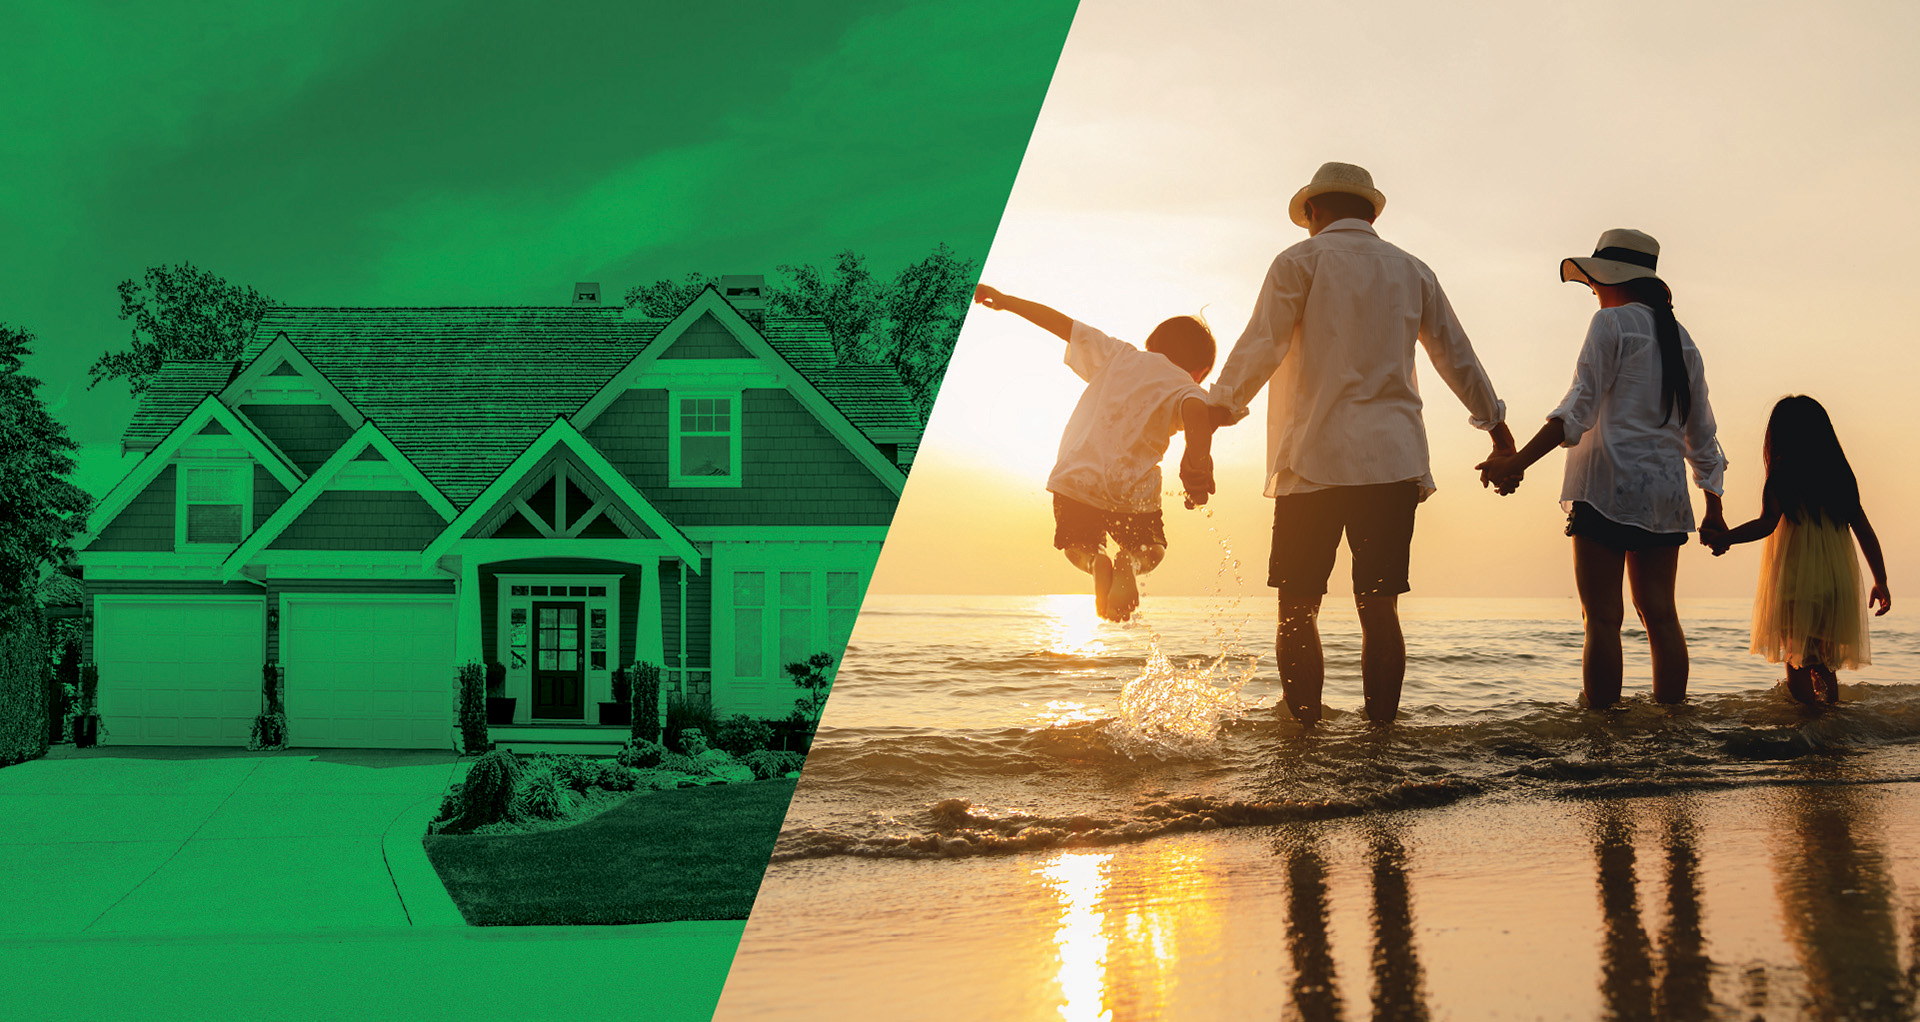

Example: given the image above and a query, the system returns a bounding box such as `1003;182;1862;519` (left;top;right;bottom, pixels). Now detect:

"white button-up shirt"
1548;303;1727;533
1048;321;1209;514
1209;220;1507;498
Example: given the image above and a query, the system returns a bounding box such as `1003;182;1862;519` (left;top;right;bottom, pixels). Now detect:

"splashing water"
1106;505;1262;752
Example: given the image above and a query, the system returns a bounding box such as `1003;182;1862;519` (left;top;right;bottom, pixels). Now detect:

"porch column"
454;555;481;665
638;557;666;667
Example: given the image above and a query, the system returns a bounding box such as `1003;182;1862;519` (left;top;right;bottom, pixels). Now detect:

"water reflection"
1588;800;1721;1022
1279;827;1432;1022
1283;837;1344;1022
1041;852;1114;1022
1366;829;1431;1022
1770;783;1915;1021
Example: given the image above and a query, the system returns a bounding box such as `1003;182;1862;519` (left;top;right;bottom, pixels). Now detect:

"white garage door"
281;596;455;749
94;598;263;746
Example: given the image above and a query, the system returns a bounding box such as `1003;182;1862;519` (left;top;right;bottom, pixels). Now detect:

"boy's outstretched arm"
973;284;1072;342
1853;508;1892;615
1179;396;1215;508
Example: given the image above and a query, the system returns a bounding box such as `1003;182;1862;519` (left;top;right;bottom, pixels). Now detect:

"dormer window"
178;463;250;547
670;392;741;487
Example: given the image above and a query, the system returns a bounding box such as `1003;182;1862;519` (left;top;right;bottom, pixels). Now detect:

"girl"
1706;395;1892;704
1477;228;1728;710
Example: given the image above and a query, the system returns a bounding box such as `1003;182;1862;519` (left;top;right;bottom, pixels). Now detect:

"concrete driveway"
0;746;463;936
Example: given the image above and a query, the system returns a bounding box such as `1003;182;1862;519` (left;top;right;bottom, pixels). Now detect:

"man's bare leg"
1278;594;1326;725
1355;593;1406;723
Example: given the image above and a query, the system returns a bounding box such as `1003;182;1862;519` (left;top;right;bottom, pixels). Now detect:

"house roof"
115;304;923;508
125;361;239;448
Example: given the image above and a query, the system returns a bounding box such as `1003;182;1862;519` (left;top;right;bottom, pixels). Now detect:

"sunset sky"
871;0;1920;599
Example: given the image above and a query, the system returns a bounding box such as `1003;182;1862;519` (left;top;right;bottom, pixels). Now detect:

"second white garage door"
281;596;456;749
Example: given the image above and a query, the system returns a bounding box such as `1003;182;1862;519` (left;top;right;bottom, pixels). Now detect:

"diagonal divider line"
81;754;273;933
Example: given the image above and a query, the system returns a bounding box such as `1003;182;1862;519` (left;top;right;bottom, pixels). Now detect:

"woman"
1479;229;1727;709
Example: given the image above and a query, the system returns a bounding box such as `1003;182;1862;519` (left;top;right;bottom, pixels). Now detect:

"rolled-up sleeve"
1065;321;1127;383
1208;253;1305;417
1417;275;1505;430
1548;311;1617;448
1682;346;1727;495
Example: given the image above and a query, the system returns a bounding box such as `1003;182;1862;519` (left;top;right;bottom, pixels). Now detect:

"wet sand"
717;760;1920;1020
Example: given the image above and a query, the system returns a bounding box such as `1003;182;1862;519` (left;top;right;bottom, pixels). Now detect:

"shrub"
484;660;507;698
617;739;666;770
457;662;488;754
678;727;710;756
514;767;571;820
49;633;78;743
544;755;597;794
656;751;706;776
715;714;774;758
592;761;638;791
454;749;523;830
743;749;806;780
664;694;716;753
247;711;288;751
0;602;49;767
785;651;837;751
630;662;661;744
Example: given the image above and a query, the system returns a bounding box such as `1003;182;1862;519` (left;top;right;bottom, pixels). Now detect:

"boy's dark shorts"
1053;493;1167;554
1565;501;1687;552
1269;481;1420;598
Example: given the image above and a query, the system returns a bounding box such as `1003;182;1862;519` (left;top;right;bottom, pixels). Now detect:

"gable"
267;491;447;551
237;404;356;474
659;312;753;360
465;447;656;541
88;465;177;552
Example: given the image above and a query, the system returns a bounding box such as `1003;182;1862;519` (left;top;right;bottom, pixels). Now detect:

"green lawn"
423;778;797;926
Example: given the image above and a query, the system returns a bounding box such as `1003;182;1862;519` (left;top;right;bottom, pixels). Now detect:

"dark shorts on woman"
1269;481;1420;597
1052;493;1167;554
1565;501;1687;551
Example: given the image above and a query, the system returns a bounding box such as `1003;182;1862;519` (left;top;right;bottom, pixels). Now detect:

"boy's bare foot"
1093;553;1114;620
1107;552;1140;621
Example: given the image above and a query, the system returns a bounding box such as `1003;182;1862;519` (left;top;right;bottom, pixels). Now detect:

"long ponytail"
1620;277;1688;426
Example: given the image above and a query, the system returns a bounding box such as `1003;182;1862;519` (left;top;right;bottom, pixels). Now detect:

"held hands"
1180;449;1215;509
1475;426;1522;496
1699;518;1731;556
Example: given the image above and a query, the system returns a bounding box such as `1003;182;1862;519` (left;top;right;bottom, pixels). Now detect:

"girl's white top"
1048;321;1209;514
1550;303;1727;534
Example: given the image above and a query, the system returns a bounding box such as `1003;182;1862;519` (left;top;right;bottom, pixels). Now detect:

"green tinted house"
74;281;919;751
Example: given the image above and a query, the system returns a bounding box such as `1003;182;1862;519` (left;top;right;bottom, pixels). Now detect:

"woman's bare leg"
1626;545;1688;704
1574;537;1627;709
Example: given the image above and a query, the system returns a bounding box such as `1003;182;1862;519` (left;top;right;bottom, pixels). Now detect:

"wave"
775;682;1920;862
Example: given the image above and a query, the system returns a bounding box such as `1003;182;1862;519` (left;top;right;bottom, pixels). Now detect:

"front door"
532;601;586;719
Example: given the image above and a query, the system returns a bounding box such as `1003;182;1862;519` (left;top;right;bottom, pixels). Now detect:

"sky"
870;0;1920;599
2;0;1077;500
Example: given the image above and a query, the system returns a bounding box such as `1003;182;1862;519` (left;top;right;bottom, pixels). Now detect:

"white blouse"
1549;303;1727;534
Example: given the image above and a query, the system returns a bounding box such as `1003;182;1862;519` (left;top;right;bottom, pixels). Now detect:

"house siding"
479;558;642;666
585;389;897;525
263;578;457;660
268;491;446;551
90;465;177;552
659;558;712;669
254;465;290;529
239;404;355;474
660;313;752;359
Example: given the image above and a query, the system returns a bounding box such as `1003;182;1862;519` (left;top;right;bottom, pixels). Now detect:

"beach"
715;594;1920;1020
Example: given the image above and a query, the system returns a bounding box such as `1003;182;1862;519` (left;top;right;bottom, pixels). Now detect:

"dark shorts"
1053;493;1167;554
1269;481;1420;598
1565;501;1687;552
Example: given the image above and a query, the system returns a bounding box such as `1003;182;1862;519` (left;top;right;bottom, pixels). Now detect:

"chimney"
720;274;767;325
572;282;602;307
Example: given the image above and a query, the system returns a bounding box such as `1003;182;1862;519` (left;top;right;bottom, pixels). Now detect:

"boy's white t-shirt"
1048;320;1209;515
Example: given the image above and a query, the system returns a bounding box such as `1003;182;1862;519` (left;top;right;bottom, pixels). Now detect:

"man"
1183;162;1513;726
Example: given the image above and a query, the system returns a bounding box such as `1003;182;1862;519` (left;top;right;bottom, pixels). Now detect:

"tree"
87;262;276;396
876;243;976;420
0;323;92;610
770;250;884;365
623;272;718;318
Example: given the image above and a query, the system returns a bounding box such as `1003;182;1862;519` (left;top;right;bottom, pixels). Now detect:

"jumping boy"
972;283;1217;621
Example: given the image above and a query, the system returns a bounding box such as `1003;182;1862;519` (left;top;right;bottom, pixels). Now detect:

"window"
734;571;765;678
827;571;861;648
179;464;248;546
779;572;811;669
731;567;867;681
671;393;741;486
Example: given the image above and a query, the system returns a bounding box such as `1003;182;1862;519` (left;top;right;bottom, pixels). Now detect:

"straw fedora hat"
1561;229;1662;286
1289;162;1386;228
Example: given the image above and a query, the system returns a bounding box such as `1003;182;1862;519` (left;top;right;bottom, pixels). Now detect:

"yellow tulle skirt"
1751;516;1870;670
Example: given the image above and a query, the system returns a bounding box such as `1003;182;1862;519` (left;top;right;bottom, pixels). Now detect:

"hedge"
0;603;50;767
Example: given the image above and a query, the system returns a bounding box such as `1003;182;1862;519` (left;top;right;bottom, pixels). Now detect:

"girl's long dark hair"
1764;395;1861;525
1618;277;1689;426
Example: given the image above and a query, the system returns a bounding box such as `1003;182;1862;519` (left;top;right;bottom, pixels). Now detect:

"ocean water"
777;590;1920;862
